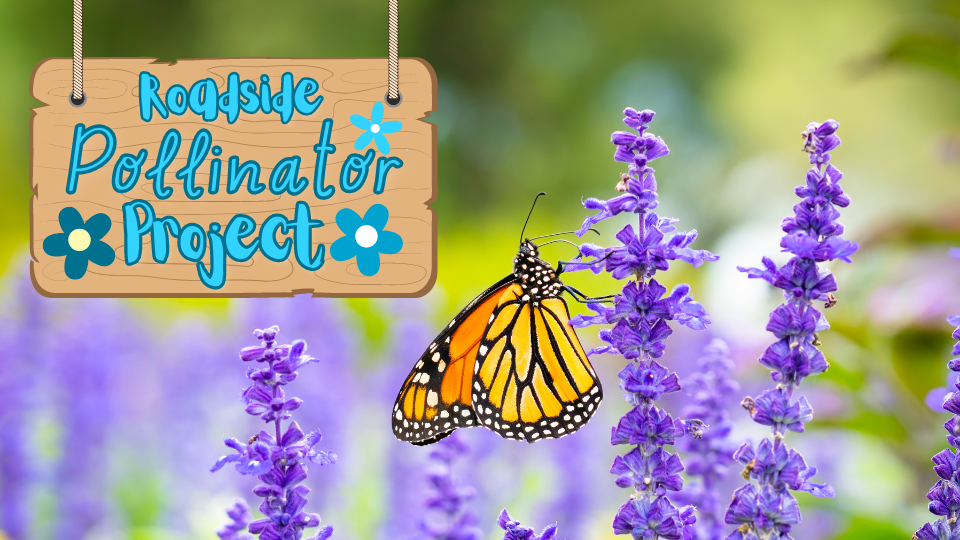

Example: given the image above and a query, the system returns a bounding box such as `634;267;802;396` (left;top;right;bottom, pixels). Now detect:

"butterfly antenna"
530;228;600;241
519;192;547;243
537;238;583;252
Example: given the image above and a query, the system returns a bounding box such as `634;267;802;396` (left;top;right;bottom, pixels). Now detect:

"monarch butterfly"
392;194;606;445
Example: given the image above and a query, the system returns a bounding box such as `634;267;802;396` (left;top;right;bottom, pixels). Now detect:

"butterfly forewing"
471;284;603;443
392;276;517;445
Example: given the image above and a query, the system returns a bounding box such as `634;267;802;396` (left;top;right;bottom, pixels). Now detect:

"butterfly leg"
563;284;616;304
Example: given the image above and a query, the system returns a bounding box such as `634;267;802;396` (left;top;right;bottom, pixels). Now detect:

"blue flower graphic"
350;102;402;154
42;207;115;280
330;204;402;276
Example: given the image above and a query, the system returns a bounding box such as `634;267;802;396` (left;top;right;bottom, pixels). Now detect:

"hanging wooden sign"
29;58;437;297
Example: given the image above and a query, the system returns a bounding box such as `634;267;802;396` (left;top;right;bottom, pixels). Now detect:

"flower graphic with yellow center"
42;207;115;279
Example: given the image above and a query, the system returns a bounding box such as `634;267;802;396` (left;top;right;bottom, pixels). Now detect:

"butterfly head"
513;239;563;301
519;239;540;259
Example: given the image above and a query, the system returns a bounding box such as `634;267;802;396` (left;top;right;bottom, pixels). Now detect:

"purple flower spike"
917;259;960;538
422;433;483;540
213;327;335;540
727;120;852;540
572;107;713;538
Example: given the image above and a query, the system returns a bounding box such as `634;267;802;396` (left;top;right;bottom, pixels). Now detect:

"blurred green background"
3;1;960;539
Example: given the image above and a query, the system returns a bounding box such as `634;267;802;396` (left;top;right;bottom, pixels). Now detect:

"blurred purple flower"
727;120;850;539
571;108;714;538
674;340;740;540
497;510;559;540
212;326;336;540
0;273;53;540
53;299;131;540
218;499;255;540
540;425;604;540
377;299;442;540
420;432;483;540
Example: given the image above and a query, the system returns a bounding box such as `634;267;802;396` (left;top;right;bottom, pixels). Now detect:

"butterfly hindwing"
471;284;603;443
392;275;518;445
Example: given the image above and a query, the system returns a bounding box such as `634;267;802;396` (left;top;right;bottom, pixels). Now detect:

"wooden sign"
29;58;437;297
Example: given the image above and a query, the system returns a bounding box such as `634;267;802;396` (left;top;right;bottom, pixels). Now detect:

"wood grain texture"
30;58;437;297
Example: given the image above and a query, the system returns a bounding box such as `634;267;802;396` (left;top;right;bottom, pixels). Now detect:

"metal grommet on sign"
70;91;86;107
385;91;403;107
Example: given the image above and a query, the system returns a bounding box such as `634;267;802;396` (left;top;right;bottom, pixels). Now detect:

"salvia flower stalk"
569;107;717;539
419;433;482;540
212;326;337;540
675;339;740;540
497;510;559;540
726;120;854;540
915;248;960;540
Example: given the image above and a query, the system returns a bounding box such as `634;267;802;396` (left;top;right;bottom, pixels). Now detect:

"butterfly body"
392;240;603;445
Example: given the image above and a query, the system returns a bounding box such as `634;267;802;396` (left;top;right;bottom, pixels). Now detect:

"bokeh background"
2;0;960;539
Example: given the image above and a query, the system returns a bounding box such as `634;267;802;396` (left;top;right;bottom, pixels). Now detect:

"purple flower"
211;436;274;476
928;480;960;516
915;519;960;540
918;282;960;537
420;433;483;540
724;484;800;533
497;510;559;540
611;406;687;447
212;327;336;540
727;120;850;540
742;389;814;434
619;360;681;405
733;439;832;497
612;496;694;540
611;447;684;495
572;107;712;538
218;499;256;540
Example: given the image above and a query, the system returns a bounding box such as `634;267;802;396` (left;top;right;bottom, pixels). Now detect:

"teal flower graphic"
350;102;402;154
42;207;115;280
330;204;403;276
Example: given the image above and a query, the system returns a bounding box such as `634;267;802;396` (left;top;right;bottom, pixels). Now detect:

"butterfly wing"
471;285;603;442
392;275;518;445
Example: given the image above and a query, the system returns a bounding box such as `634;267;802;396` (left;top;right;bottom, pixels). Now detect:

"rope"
387;0;400;105
71;0;83;105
